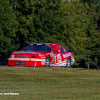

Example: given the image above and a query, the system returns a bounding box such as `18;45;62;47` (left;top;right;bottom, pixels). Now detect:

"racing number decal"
57;54;62;63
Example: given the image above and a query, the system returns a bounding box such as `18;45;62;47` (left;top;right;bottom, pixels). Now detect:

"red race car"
8;43;75;67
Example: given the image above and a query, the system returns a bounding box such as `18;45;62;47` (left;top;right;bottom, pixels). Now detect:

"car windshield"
23;44;51;52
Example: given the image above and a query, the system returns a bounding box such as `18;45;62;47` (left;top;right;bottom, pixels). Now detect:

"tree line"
0;0;100;68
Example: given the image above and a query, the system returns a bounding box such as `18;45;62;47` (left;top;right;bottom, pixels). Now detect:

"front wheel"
66;57;71;68
45;56;50;67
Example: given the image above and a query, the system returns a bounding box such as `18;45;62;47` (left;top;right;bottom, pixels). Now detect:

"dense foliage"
0;0;100;68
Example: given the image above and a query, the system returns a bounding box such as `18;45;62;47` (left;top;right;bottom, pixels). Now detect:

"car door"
58;45;66;66
51;44;61;65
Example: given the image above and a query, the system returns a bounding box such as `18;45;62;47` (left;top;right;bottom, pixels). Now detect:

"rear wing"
66;50;73;52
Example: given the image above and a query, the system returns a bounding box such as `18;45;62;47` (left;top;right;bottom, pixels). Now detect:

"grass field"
0;66;100;100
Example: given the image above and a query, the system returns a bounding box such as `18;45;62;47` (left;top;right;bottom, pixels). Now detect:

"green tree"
0;0;18;64
14;0;37;48
33;0;63;43
59;1;98;67
1;0;99;68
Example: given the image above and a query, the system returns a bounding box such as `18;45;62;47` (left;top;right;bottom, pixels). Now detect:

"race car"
8;43;75;67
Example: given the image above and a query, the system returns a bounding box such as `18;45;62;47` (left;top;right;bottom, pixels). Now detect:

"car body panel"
8;43;75;67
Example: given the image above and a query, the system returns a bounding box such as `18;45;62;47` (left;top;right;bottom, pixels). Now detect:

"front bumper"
8;58;46;67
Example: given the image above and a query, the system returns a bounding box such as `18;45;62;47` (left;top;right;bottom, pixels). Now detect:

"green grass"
0;67;100;100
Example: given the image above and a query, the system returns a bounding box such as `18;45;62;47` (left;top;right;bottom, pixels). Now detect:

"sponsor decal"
63;53;71;58
52;56;56;64
50;52;53;57
52;57;55;60
57;54;62;63
41;60;45;65
41;57;45;59
50;61;66;66
39;54;45;57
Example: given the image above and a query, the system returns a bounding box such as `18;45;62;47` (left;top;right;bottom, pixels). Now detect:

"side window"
59;45;65;53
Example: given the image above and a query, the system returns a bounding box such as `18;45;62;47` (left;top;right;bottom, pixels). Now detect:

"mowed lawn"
0;67;100;100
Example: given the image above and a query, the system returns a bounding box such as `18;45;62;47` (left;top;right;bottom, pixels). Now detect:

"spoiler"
66;50;73;52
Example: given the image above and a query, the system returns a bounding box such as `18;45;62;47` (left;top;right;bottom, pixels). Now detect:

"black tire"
45;56;50;67
66;57;71;68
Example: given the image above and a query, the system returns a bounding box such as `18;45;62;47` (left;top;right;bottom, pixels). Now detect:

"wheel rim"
46;56;50;67
67;58;71;68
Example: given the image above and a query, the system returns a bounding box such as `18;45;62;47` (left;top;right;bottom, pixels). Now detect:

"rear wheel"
45;56;50;67
66;57;71;68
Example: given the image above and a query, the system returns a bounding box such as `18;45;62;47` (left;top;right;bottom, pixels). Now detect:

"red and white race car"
8;43;75;67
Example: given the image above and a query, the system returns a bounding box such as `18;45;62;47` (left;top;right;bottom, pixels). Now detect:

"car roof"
30;43;60;45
